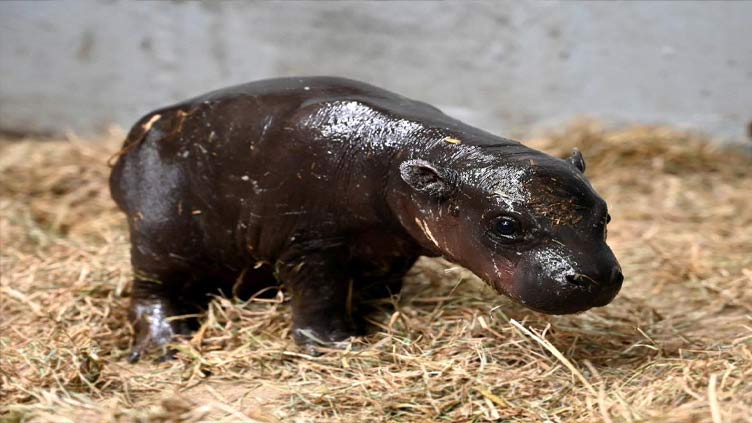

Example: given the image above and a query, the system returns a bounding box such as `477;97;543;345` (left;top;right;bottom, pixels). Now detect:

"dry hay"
1;121;751;423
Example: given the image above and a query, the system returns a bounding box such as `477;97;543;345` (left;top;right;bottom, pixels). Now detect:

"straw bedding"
1;121;750;422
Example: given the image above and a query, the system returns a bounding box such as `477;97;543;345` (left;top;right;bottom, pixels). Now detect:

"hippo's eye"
493;216;521;240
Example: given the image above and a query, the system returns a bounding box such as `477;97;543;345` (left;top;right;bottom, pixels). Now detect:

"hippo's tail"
107;112;164;169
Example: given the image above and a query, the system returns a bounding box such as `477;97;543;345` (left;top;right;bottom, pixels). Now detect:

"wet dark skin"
110;77;623;361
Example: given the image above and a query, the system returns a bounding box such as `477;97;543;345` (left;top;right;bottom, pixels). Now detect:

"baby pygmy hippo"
110;77;622;361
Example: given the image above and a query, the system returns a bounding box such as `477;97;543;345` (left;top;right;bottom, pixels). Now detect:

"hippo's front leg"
277;243;358;354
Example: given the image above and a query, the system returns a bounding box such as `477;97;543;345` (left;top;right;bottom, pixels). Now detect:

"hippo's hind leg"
112;122;215;362
127;247;211;363
124;196;218;362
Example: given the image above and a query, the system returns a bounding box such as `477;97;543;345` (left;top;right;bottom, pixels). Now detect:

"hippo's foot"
127;297;196;363
292;319;361;356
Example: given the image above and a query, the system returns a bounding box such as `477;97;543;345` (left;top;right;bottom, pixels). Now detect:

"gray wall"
1;1;751;142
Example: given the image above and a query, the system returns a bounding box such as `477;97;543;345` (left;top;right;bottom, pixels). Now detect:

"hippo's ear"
568;148;586;173
399;159;458;200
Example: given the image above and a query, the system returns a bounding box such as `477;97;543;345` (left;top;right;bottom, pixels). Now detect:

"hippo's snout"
508;246;623;315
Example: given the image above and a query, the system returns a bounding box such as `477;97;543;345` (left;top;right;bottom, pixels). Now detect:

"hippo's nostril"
565;273;588;287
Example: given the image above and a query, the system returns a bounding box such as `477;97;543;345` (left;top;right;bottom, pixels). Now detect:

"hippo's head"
395;145;622;314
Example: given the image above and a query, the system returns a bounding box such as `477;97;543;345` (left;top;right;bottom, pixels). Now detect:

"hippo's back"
109;77;448;262
177;76;439;115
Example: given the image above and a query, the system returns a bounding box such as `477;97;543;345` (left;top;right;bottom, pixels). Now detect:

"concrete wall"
1;1;751;142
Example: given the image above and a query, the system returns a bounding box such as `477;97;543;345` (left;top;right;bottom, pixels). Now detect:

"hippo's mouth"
502;274;623;315
479;266;623;315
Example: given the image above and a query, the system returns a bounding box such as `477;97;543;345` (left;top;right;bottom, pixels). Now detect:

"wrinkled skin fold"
109;77;622;360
